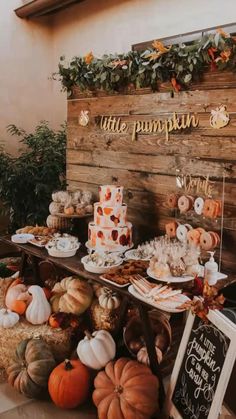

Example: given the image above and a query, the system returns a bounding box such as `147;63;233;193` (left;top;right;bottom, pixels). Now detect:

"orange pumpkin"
48;359;90;408
93;358;159;419
10;300;27;315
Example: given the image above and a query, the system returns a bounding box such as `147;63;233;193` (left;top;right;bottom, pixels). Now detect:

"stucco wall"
0;1;54;154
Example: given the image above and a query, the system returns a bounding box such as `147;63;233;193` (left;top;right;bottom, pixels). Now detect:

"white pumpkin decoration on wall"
210;105;230;129
79;110;90;127
0;309;19;328
77;330;116;370
26;285;51;325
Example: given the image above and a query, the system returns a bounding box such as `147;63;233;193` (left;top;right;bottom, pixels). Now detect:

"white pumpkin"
5;284;28;310
49;201;63;215
77;330;116;370
26;285;51;325
98;287;120;310
137;345;163;366
0;309;19;328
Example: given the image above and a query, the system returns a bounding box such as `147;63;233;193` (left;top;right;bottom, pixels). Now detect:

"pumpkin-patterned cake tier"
88;221;132;252
99;185;123;206
94;202;127;228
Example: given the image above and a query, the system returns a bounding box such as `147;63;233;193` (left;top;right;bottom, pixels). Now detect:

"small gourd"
0;308;19;328
137;345;163;366
98;287;120;310
26;285;51;325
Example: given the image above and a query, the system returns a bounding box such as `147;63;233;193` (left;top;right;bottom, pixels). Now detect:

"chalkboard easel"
165;309;236;419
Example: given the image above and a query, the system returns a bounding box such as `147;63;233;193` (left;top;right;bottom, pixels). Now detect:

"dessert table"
1;234;236;408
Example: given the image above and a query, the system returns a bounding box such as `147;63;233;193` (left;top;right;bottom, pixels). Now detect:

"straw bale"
0;319;73;372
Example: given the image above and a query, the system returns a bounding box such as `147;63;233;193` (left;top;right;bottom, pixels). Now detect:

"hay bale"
0;319;73;373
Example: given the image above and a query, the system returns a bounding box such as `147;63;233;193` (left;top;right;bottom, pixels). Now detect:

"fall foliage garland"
56;29;236;96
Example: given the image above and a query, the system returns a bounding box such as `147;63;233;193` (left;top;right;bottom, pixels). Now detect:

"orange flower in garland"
145;40;171;61
171;77;181;92
216;27;230;38
219;49;231;62
84;51;94;65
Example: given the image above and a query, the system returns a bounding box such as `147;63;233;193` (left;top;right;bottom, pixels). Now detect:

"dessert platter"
81;252;123;274
45;234;80;257
100;260;149;288
12;226;57;246
128;275;190;313
87;185;133;253
49;189;93;217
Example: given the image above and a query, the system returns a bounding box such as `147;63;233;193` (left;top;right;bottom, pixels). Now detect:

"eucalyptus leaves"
56;29;236;96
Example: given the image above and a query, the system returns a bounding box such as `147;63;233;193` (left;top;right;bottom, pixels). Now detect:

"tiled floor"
0;382;235;418
0;382;97;419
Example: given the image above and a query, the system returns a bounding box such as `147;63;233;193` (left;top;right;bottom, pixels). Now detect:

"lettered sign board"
166;309;236;419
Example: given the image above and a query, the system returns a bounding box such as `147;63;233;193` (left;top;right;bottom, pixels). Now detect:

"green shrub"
0;121;66;231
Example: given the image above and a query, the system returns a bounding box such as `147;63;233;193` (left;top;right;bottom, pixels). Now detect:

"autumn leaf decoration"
84;51;94;65
182;279;225;322
145;40;171;61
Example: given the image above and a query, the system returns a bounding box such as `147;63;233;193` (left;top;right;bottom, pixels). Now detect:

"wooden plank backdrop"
66;71;236;273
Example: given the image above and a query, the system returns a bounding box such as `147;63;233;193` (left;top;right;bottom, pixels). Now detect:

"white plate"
147;268;194;283
46;244;80;258
81;255;123;274
128;285;190;313
85;241;134;254
100;274;130;288
11;234;35;244
125;249;152;261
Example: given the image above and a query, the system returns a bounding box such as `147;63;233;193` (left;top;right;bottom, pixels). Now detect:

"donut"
215;200;222;217
194;197;204;215
176;224;188;242
200;231;214;251
187;229;201;246
203;199;220;219
209;231;221;247
167;193;179;209
196;227;205;235
178;195;193;213
165;221;178;238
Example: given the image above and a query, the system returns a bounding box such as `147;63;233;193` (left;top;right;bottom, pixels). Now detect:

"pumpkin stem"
64;359;73;370
84;330;93;340
114;385;123;394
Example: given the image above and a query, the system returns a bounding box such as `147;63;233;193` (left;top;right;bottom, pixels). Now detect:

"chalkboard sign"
166;309;236;419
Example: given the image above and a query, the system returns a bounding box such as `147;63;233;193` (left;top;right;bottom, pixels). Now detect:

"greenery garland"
56;29;236;96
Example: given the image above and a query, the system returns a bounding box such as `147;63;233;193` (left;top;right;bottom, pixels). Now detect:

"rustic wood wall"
67;71;236;273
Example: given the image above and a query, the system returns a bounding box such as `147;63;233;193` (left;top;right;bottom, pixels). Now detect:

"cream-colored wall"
51;0;236;122
0;1;54;155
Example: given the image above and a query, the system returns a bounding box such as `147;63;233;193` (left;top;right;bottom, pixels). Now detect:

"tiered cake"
88;185;132;252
